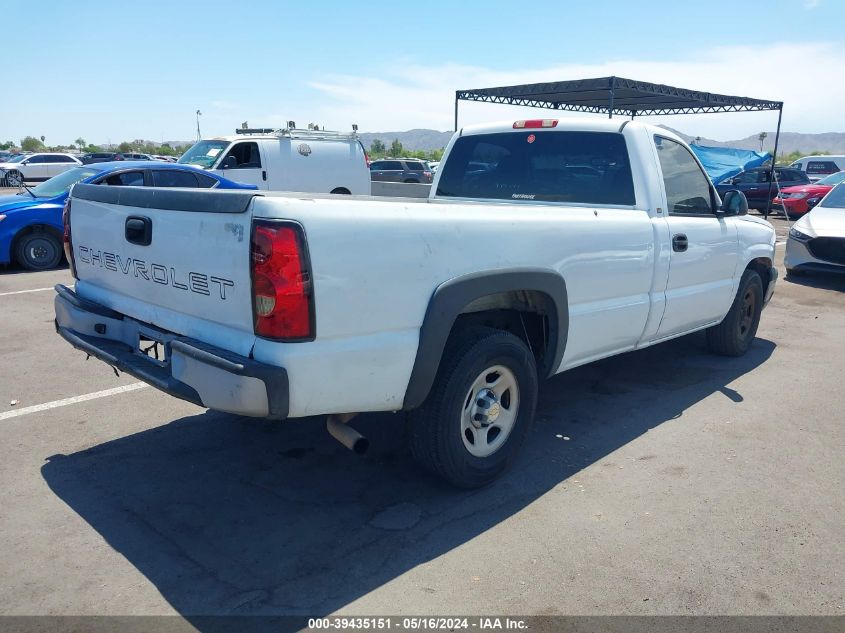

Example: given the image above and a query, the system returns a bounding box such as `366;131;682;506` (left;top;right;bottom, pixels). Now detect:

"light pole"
196;110;202;141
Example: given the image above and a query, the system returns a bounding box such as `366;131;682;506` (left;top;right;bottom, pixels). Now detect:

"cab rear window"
436;131;635;205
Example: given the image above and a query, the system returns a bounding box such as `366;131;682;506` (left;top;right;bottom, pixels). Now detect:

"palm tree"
75;137;86;152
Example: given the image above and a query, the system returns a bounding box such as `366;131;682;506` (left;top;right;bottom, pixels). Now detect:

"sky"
2;0;843;146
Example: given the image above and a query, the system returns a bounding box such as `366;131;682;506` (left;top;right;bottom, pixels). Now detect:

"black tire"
408;327;538;488
330;187;351;195
15;230;63;271
706;269;763;356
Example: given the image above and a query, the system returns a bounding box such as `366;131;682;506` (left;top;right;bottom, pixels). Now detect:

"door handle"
262;170;267;181
672;233;688;253
125;216;152;246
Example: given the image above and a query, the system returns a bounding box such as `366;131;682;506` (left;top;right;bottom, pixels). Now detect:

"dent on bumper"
54;284;288;419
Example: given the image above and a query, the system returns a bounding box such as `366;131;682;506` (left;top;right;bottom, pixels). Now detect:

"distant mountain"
658;126;845;155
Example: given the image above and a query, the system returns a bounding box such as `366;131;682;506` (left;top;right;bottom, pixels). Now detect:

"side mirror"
718;190;748;217
806;196;821;210
220;156;237;170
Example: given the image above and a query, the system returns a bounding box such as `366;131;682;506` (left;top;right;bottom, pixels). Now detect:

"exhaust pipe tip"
327;414;368;455
351;437;370;455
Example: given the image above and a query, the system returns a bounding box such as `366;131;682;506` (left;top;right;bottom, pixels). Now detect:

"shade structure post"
764;105;784;220
454;92;459;131
608;77;615;119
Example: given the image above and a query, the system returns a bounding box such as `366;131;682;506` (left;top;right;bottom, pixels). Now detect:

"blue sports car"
0;162;258;270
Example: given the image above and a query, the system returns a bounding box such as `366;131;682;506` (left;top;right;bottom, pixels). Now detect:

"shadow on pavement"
42;333;775;629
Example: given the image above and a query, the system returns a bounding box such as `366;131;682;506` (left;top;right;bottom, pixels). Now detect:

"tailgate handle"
125;216;152;246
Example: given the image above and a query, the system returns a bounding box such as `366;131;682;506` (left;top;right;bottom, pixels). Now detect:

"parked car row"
79;152;179;164
0;152;182;185
0;162;257;270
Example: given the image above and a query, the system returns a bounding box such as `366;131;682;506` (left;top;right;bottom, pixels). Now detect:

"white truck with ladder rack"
177;124;371;194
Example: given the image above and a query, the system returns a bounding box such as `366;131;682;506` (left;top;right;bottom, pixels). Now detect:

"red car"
774;171;845;217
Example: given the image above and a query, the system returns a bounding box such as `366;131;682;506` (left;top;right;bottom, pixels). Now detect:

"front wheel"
408;328;538;488
15;231;63;271
706;269;763;356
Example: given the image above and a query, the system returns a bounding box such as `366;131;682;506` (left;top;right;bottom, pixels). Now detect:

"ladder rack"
234;127;359;141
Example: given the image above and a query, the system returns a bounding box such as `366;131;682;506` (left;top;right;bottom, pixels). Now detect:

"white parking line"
0;287;54;296
1;383;148;421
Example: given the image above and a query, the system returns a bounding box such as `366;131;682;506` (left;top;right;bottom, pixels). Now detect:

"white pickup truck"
54;117;777;487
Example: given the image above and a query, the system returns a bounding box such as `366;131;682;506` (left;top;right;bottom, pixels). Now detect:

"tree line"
368;138;444;162
1;136;193;156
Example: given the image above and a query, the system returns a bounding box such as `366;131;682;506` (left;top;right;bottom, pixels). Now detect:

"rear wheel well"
745;257;772;295
449;290;555;376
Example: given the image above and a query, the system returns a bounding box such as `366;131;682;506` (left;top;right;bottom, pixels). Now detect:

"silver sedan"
785;182;845;275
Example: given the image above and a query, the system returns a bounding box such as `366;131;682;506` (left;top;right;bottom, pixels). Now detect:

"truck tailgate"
68;184;260;355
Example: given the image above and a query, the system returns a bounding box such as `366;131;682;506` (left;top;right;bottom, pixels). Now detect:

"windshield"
816;171;845;186
5;154;28;163
177;140;229;168
819;183;845;208
29;167;98;198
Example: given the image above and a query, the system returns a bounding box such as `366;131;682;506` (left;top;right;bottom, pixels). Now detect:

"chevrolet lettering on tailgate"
76;245;234;299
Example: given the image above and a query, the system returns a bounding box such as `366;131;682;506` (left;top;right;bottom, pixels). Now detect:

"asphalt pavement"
0;217;842;627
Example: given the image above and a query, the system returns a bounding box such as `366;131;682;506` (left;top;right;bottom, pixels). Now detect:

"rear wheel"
408;328;538;488
706;269;763;356
5;170;23;187
15;230;63;271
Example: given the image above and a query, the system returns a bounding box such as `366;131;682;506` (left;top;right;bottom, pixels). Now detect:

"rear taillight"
250;221;314;341
62;198;77;279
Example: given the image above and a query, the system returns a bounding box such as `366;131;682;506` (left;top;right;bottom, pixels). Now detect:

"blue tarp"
690;145;771;184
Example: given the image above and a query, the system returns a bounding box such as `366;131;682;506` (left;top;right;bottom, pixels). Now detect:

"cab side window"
222;142;261;169
100;171;144;186
654;136;713;215
152;170;199;187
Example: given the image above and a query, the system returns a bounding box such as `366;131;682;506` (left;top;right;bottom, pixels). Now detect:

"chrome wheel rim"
460;365;519;458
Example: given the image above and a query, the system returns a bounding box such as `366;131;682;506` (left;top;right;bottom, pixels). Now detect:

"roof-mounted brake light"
513;119;558;129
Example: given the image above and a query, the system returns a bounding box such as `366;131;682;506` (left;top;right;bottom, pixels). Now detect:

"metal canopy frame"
455;76;785;218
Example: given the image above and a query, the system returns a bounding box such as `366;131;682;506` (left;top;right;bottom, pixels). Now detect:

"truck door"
213;141;268;189
652;135;739;339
